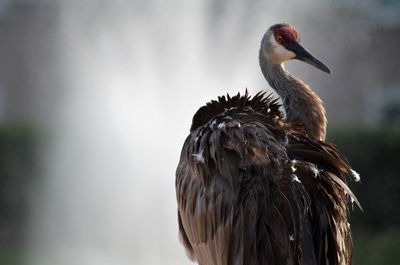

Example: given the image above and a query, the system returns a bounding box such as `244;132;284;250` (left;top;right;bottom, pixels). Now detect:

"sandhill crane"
176;23;360;265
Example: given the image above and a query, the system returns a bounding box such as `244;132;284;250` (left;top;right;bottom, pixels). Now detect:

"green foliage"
353;230;400;265
0;244;27;265
328;128;400;229
0;123;39;243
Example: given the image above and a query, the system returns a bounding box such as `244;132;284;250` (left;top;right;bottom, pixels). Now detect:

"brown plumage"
176;24;360;265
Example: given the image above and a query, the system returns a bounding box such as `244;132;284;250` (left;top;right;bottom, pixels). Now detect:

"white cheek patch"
268;34;296;62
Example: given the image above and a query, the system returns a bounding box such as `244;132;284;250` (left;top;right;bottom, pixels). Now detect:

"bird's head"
260;23;331;73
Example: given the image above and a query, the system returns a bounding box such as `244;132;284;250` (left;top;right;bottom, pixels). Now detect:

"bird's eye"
276;35;283;43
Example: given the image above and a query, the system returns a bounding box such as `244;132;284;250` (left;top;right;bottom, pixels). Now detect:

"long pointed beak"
290;41;331;74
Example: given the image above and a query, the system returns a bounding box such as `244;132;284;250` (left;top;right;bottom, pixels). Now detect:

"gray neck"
259;54;327;141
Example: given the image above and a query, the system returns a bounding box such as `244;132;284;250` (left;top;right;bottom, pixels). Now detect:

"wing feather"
176;92;359;265
177;109;311;265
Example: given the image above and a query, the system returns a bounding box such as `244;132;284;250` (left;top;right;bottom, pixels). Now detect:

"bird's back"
176;92;358;265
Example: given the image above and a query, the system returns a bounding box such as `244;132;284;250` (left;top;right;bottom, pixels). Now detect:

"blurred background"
0;0;399;264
